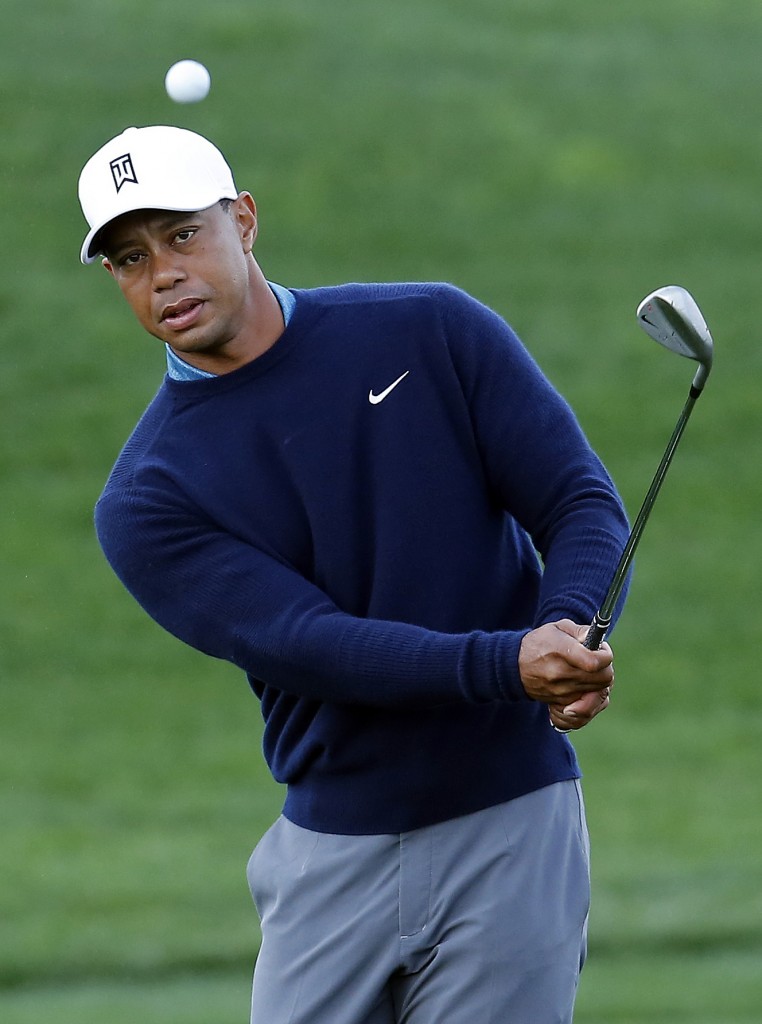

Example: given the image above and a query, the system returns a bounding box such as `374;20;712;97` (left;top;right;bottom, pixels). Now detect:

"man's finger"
562;686;611;719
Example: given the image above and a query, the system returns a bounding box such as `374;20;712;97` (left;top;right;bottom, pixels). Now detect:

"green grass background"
2;0;762;1020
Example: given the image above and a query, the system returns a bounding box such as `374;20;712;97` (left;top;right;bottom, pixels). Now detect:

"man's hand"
519;619;614;732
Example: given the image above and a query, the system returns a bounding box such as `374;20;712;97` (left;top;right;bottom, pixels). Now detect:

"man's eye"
175;229;196;243
121;252;143;267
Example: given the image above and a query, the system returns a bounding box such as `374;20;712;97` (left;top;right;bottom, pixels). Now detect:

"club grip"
583;614;610;651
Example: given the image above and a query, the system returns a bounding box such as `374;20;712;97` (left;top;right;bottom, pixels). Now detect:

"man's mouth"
161;298;205;330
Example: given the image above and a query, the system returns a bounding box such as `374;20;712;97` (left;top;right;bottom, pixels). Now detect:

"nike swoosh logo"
369;370;410;405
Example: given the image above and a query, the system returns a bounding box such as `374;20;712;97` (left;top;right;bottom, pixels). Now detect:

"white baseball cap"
78;125;239;264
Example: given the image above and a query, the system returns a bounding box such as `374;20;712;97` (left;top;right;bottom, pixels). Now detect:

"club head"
637;285;714;391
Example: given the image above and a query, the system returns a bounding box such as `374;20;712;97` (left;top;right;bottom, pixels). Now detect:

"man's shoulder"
99;384;174;490
293;280;474;313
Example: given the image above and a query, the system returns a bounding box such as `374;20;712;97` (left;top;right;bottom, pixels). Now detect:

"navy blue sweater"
95;282;629;834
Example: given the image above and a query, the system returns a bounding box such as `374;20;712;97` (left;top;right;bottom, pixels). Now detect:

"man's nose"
152;250;186;290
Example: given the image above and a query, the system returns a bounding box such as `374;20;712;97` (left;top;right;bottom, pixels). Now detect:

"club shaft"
583;384;702;650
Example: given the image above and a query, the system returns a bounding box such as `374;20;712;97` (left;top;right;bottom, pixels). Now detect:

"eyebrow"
104;210;203;255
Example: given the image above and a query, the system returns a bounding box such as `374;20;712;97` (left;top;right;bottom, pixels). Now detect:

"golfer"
78;125;629;1023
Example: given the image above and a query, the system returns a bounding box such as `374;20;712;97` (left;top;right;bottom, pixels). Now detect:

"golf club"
583;285;714;651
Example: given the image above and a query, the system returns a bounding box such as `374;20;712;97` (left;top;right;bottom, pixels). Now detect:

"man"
78;124;629;1023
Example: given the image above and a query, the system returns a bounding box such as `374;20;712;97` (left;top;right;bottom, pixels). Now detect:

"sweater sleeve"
95;486;529;708
436;285;630;628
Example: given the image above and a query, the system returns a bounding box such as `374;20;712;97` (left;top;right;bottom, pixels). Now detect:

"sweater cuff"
463;628;532;704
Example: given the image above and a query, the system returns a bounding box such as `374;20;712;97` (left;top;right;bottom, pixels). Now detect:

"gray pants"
247;780;590;1024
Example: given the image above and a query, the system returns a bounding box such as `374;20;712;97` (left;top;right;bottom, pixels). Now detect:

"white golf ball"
165;60;211;104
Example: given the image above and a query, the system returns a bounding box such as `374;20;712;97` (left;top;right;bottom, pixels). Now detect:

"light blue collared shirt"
165;281;296;381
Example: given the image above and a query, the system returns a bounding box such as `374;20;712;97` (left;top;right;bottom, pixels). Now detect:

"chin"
163;330;215;354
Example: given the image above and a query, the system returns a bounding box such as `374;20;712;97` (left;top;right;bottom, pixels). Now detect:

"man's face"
101;195;258;361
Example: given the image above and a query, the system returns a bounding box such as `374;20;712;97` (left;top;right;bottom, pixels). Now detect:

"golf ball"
165;60;211;104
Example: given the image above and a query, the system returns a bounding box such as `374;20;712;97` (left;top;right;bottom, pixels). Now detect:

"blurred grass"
2;0;762;1020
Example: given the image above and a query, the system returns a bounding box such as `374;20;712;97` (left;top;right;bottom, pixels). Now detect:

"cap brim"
80;225;109;265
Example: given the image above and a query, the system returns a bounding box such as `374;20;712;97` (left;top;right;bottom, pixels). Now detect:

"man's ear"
102;257;115;278
234;192;258;253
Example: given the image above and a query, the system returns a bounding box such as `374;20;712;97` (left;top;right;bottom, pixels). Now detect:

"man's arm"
437;284;629;623
96;485;539;709
434;286;628;728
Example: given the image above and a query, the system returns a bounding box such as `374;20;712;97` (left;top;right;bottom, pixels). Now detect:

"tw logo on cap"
109;153;138;193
